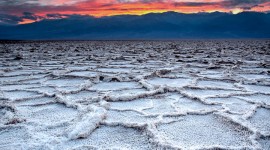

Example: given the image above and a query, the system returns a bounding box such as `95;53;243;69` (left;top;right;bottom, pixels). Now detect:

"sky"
0;0;270;24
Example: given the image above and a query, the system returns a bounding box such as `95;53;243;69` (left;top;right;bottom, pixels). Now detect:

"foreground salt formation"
0;40;270;150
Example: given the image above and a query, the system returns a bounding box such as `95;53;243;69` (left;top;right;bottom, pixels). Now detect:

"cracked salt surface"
0;40;270;150
248;108;270;136
156;114;253;149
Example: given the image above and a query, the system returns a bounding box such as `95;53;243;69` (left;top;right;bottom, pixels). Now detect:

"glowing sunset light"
18;19;37;25
0;0;269;24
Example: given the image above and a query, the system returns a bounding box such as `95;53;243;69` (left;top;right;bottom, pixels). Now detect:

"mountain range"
1;11;270;40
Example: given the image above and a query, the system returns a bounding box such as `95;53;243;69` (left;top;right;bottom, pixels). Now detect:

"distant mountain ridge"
1;11;270;40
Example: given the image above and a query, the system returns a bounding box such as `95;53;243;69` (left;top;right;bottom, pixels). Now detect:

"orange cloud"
251;2;270;12
18;19;37;24
33;0;270;17
32;1;229;17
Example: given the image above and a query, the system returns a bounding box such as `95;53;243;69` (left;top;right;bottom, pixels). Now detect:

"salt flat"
0;40;270;150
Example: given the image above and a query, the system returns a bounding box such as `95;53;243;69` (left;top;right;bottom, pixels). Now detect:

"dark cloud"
0;12;44;25
172;2;218;7
221;0;270;8
0;12;96;25
0;14;22;25
225;0;269;5
46;13;67;19
0;0;33;5
22;12;42;20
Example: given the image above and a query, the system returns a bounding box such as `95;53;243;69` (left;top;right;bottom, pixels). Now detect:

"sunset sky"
0;0;270;24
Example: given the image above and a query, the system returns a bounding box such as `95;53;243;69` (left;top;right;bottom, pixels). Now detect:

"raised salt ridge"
0;40;270;150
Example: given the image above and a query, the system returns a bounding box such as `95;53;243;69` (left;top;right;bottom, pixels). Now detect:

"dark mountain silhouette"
0;11;270;40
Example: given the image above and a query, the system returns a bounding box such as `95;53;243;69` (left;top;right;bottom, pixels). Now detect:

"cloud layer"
0;0;270;24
